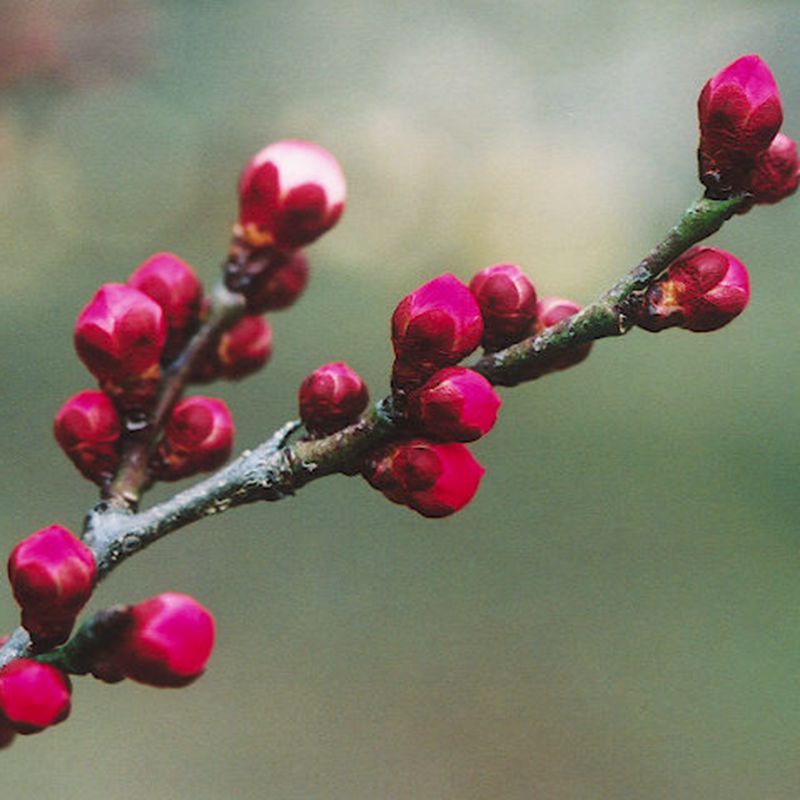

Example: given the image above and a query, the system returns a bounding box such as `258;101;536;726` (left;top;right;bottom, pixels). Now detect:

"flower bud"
113;593;215;687
531;297;592;373
239;250;309;315
217;315;273;380
156;396;234;480
469;263;537;349
127;252;202;335
53;390;122;484
238;140;346;252
8;525;97;649
637;246;750;333
391;274;484;393
74;283;166;410
407;367;500;442
748;132;800;205
299;362;369;435
363;439;485;518
698;54;783;195
0;660;71;734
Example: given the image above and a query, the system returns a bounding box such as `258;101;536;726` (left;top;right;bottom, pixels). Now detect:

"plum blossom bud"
8;525;97;649
74;283;166;410
363;439;485;518
113;593;215;687
216;315;273;380
407;367;500;442
391;274;484;393
698;54;783;195
243;250;309;314
156;396;234;480
238;139;346;252
748;132;800;205
469;263;538;349
532;297;592;372
299;362;369;435
53;390;122;484
0;660;71;734
127;252;202;336
637;246;750;333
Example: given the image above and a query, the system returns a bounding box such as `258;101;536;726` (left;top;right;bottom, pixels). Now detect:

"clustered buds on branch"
0;54;796;748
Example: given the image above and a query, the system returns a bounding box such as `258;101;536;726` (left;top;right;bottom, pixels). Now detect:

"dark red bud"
244;251;309;314
299;362;369;435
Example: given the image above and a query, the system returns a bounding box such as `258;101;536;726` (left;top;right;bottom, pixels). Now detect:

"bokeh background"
1;1;799;797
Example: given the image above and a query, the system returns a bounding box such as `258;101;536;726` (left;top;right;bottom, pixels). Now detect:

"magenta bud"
637;246;750;333
698;54;783;195
74;283;166;410
113;593;215;688
127;252;202;336
0;660;71;734
8;525;97;650
363;438;485;518
391;274;484;393
407;367;501;442
238;140;346;252
244;251;309;314
53;390;122;484
156;396;234;480
532;297;592;372
748;132;800;205
299;362;369;435
469;263;538;349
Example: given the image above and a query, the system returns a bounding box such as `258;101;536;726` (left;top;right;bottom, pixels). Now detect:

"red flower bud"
407;367;500;442
0;660;71;734
127;252;202;336
698;54;783;195
748;132;800;205
469;263;538;349
53;390;122;484
156;396;234;480
391;274;484;393
532;297;592;372
299;362;369;435
217;315;273;380
238;140;346;252
114;593;215;687
74;283;166;409
363;439;485;518
8;525;97;649
637;246;750;333
244;251;309;314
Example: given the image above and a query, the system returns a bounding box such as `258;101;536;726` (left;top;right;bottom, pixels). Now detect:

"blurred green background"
1;1;799;797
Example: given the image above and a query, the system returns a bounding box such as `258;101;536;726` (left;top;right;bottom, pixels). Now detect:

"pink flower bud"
0;660;71;734
238;140;346;252
244;250;310;314
748;132;800;205
53;390;122;484
532;297;592;372
127;252;202;336
299;362;369;435
407;367;501;442
113;593;215;687
363;439;485;518
391;274;484;393
74;283;167;409
698;54;783;194
216;315;273;380
637;246;750;333
8;525;97;649
156;396;234;480
469;263;538;349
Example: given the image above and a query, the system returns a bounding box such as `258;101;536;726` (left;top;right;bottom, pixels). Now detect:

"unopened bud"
0;660;71;734
531;297;592;373
244;251;309;314
299;362;369;435
407;367;500;442
238;139;346;252
748;132;800;205
637;246;750;333
469;263;537;349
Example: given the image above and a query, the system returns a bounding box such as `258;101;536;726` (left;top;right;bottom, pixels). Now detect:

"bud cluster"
698;54;798;205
